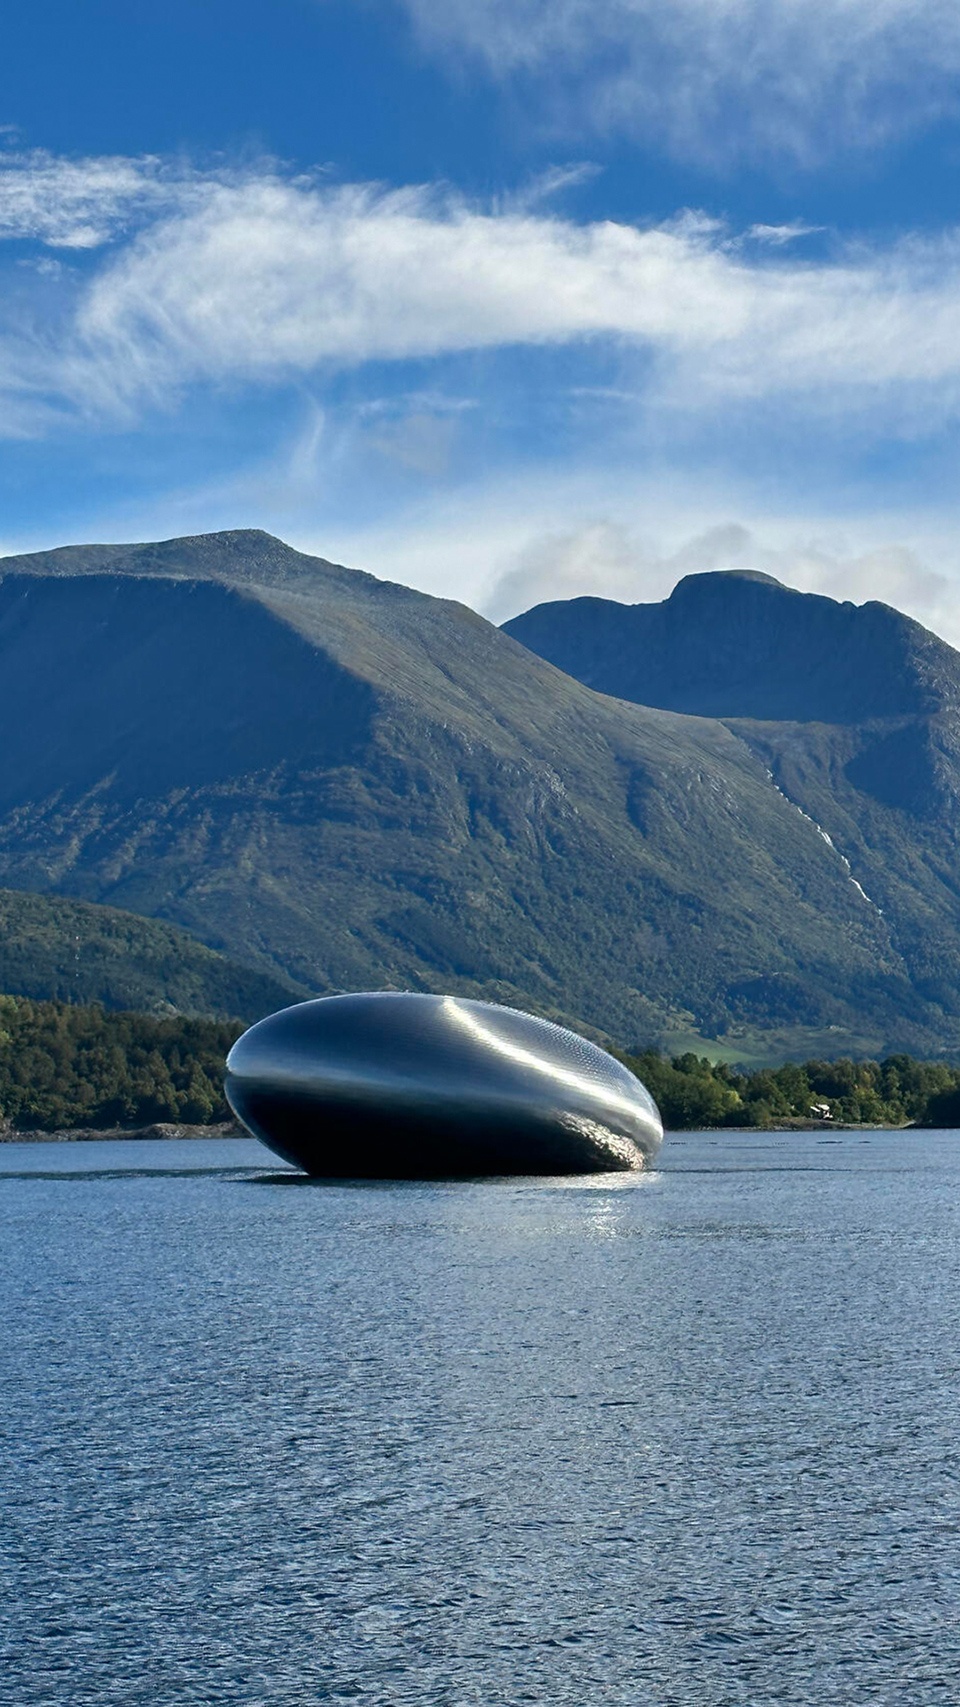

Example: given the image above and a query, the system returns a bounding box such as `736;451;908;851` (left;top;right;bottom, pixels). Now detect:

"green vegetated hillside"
3;991;960;1133
0;888;303;1020
1;528;960;1059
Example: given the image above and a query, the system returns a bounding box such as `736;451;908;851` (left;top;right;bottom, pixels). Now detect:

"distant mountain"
0;888;303;1020
503;569;949;727
506;571;960;1045
0;530;956;1059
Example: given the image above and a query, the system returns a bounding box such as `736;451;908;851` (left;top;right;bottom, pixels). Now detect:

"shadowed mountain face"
3;532;960;1058
0;573;374;805
504;571;960;826
506;571;960;1042
503;570;952;726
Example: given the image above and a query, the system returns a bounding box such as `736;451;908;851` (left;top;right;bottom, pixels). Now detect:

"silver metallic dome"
226;992;662;1177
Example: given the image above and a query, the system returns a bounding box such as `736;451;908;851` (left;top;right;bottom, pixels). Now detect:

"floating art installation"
225;991;663;1177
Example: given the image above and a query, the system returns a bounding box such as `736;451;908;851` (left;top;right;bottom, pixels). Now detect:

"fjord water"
2;1134;959;1705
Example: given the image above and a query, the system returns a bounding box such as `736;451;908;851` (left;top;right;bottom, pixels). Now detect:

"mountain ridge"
0;529;363;590
505;569;960;1050
504;569;951;725
2;531;958;1058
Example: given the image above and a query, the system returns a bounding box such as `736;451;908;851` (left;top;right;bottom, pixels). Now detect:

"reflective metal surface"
225;992;663;1177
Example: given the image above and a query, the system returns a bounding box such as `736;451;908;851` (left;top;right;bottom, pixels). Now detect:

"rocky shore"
0;1119;245;1144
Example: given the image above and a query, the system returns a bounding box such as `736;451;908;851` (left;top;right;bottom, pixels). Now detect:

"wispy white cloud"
365;408;462;477
745;223;824;247
501;162;602;213
392;0;960;165
66;175;960;425
4;151;960;444
483;518;958;634
0;150;187;248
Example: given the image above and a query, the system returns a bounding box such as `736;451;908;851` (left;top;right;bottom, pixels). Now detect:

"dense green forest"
0;996;242;1131
0;887;301;1020
621;1049;960;1131
4;991;960;1134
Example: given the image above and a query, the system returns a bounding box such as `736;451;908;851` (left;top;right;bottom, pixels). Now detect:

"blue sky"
6;1;960;635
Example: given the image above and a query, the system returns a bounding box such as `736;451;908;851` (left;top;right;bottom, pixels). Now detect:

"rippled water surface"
3;1130;960;1705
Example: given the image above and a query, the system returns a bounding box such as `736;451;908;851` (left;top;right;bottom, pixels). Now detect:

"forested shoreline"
3;992;960;1134
0;996;241;1133
621;1049;960;1131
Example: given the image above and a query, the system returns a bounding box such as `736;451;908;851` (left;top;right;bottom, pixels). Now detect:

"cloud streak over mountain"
5;151;960;437
5;143;960;640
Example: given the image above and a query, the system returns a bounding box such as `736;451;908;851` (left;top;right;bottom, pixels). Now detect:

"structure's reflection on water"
245;1168;663;1190
2;1129;959;1706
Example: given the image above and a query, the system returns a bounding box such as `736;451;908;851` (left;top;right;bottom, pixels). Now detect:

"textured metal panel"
226;992;662;1177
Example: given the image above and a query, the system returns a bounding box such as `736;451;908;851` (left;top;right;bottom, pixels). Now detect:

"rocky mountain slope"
0;530;954;1056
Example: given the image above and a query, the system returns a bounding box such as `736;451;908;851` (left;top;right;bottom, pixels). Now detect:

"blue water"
2;1130;960;1705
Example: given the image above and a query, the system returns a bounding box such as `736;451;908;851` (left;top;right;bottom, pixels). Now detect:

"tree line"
621;1049;960;1130
0;995;242;1131
4;992;960;1133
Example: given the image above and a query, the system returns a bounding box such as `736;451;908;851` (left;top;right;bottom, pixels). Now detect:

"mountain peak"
504;569;949;725
0;528;352;589
669;568;787;599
